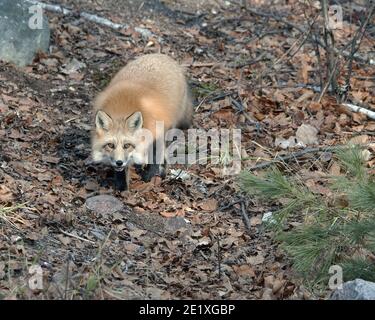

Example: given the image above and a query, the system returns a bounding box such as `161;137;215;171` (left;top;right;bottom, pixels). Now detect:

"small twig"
64;254;71;300
217;237;221;280
59;228;96;244
317;56;339;102
312;29;324;90
249;145;345;171
184;62;216;68
219;199;242;211
229;52;268;68
195;91;233;112
240;201;252;233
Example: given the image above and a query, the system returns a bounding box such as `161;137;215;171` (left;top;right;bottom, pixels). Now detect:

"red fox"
91;53;192;190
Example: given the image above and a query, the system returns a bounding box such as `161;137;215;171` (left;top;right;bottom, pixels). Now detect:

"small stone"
85;180;99;191
85;195;124;216
165;217;187;232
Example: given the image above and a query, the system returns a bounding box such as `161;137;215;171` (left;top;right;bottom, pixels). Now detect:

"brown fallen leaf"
213;108;234;122
296;124;319;145
42;155;60;164
247;254;265;266
0;185;14;203
352;112;367;123
124;243;142;254
233;264;256;278
26;232;40;241
264;275;275;288
272;279;286;294
329;161;341;175
51;175;64;186
349;134;369;145
250;216;262;226
57;234;71;246
365;123;375;131
307;102;322;113
37;172;53;182
8;129;23;140
129;229;147;238
160;211;177;218
199;198;218;212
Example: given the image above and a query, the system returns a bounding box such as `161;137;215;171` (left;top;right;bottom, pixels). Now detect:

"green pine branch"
239;143;375;288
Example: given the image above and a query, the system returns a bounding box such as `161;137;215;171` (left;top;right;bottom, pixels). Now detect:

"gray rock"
165;216;188;232
330;279;375;300
85;195;124;216
0;0;50;66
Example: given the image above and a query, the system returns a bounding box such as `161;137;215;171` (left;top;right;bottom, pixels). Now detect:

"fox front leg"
138;139;166;182
114;166;129;191
139;163;166;182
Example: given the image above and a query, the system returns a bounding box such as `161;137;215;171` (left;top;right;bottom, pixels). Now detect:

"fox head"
91;110;151;171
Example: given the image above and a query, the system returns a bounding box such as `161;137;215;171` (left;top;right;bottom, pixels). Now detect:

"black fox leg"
139;140;166;182
114;166;129;191
140;164;164;182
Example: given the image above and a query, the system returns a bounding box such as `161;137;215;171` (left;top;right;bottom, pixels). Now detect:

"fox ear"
126;111;143;132
95;110;113;131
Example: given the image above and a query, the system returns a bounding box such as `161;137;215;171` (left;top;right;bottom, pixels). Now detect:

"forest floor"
0;0;374;299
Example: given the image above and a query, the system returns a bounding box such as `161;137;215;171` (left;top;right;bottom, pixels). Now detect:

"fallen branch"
195;91;234;111
28;0;154;39
342;103;375;120
184;62;216;68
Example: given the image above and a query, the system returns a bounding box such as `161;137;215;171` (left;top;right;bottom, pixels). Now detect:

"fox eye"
105;143;115;149
123;143;132;149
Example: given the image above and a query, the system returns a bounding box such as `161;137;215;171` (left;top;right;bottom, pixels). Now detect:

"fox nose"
116;160;123;167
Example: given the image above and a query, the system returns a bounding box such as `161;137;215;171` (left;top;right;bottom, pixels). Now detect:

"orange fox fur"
91;53;192;189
